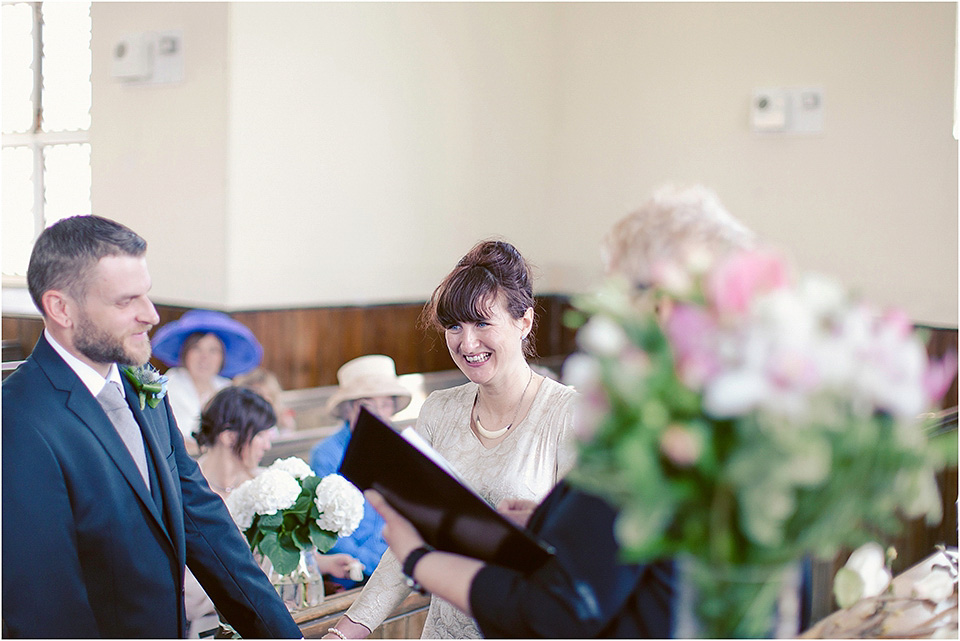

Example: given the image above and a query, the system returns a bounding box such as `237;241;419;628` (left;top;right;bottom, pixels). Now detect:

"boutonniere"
121;364;169;410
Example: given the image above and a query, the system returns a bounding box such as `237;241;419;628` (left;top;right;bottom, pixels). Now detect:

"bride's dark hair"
422;239;537;358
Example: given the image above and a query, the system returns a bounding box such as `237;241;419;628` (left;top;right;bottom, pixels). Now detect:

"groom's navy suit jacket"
2;334;301;638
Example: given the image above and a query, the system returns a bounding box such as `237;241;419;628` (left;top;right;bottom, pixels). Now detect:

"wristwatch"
402;544;435;595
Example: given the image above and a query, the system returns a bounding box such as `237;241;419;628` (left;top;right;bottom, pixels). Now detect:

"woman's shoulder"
416;383;475;436
537;376;578;404
422;382;476;408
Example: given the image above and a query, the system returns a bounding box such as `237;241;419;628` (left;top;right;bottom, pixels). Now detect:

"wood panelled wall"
3;305;957;402
2;296;579;390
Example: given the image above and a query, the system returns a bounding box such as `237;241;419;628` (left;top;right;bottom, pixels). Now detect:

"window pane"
2;146;37;276
44;143;91;225
41;2;91;132
2;3;36;134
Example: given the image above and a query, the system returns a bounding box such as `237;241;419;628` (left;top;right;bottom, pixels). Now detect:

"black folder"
338;406;555;574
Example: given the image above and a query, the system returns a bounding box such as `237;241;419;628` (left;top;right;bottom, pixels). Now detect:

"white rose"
562;352;603;392
576;315;628;357
848;542;892;599
911;567;955;602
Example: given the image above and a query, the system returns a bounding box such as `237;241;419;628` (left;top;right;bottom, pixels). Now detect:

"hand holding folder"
338;407;554;574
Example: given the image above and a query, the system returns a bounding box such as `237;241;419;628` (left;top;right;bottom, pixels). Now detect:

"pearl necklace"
207;471;253;495
474;368;534;439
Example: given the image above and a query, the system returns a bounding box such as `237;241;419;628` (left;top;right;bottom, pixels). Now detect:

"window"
2;1;92;277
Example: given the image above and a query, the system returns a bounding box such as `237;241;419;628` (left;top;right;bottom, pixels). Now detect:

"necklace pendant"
475;414;511;439
473;368;535;440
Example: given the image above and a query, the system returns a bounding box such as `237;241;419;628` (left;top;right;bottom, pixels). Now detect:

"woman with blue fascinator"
152;309;263;453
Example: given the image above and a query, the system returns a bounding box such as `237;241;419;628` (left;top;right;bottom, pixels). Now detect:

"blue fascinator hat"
151;310;263;378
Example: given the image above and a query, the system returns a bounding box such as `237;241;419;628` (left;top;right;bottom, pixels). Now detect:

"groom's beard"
74;311;151;367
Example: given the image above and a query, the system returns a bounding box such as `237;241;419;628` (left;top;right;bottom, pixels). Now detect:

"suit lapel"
34;337;173;548
124;376;183;554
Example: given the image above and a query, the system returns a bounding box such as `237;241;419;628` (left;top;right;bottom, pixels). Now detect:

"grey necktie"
97;382;151;490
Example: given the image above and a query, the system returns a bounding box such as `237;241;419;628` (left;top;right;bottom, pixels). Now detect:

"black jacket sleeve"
469;483;674;638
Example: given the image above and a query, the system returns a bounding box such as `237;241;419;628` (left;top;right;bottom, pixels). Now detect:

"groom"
2;216;301;638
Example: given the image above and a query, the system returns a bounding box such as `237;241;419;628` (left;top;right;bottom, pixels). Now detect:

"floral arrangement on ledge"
225;456;364;576
563;246;957;637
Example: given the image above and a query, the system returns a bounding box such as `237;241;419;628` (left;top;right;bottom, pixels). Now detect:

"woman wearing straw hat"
309;354;413;589
151;309;263;453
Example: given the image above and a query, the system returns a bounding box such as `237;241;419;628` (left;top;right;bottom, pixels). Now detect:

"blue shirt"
309;423;387;587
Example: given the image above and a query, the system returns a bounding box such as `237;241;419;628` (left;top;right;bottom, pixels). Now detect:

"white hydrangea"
224;480;257;530
268;456;315;480
249;468;302;516
314;474;364;537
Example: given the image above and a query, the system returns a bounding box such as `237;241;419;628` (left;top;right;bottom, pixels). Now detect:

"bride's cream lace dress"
344;377;578;639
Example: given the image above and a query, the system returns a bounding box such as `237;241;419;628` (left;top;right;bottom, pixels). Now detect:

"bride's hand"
365;490;425;563
497;498;538;528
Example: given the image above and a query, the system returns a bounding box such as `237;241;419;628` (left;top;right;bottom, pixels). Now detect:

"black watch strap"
402;544;435;594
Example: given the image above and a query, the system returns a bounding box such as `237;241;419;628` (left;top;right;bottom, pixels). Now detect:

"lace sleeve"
343;548;412;631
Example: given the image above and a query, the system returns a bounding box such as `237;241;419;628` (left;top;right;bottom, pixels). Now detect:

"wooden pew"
294;588;430;639
262;369;470;464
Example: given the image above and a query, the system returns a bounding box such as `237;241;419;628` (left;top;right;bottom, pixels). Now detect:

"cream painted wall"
91;2;230;307
226;3;559;307
545;2;958;326
89;2;957;325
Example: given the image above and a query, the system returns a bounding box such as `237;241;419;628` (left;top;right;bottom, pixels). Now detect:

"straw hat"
324;355;412;420
151;309;263;378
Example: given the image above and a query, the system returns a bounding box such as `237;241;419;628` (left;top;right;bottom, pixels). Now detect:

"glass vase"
257;547;325;612
675;557;802;638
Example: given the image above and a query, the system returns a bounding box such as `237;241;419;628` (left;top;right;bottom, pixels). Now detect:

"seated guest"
186;386;360;637
151;309;263;453
333;187;759;639
234;367;297;433
309;354;413;588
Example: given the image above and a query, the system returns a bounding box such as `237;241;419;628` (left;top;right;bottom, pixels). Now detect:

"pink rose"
707;249;789;316
879;307;913;339
665;303;721;387
924;349;958;407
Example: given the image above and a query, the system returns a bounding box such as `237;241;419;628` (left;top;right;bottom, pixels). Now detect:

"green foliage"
247;478;341;576
569;277;952;570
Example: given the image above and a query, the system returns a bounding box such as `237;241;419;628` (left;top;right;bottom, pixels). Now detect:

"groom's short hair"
27;215;147;317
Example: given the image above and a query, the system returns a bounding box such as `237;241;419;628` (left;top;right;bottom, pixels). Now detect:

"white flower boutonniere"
121;364;169;410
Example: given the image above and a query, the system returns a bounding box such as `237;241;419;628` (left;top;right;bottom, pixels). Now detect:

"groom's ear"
41;289;75;330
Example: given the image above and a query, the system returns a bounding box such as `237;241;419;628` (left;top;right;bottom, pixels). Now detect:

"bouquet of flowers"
225;456;364;576
563;246;957;637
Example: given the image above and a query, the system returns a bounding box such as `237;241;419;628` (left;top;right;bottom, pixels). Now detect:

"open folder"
338;407;555;574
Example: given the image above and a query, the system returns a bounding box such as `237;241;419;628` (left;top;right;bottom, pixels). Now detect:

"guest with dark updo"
326;239;578;640
184;386;360;637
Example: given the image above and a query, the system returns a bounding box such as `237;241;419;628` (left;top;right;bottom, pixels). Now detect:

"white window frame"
2;1;92;281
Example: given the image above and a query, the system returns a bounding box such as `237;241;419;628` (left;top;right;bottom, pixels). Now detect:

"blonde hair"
601;185;755;287
233;368;284;406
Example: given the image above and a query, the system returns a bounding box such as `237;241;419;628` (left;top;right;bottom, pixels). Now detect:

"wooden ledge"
295;587;431;638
